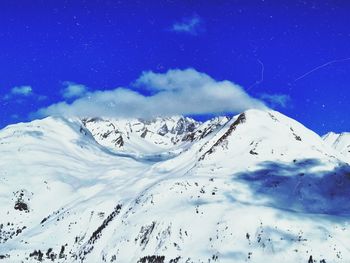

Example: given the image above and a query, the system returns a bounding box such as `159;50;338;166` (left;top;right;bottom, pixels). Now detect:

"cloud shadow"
234;159;350;216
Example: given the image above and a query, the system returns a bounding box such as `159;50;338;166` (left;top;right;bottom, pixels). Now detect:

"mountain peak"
81;115;204;154
195;109;341;172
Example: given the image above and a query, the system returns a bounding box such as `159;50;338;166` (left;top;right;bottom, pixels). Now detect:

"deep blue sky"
0;0;349;134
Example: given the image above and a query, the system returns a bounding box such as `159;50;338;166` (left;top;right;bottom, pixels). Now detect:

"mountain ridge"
0;109;350;262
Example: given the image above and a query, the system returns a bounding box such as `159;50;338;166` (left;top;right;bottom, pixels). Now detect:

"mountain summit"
0;109;349;263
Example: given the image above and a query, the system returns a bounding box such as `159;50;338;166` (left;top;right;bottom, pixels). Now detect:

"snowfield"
0;109;350;263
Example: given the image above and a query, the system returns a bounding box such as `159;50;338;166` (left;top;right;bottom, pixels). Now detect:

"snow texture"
0;109;349;263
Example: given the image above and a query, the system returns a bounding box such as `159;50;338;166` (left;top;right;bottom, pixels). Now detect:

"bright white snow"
0;110;349;263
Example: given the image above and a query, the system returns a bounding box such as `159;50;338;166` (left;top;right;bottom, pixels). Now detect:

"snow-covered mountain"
82;116;228;156
1;109;350;263
323;132;350;163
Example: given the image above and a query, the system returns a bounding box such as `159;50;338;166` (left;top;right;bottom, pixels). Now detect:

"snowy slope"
1;110;350;263
323;132;350;163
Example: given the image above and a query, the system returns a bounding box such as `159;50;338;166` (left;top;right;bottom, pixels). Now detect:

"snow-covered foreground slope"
323;132;350;163
1;110;350;263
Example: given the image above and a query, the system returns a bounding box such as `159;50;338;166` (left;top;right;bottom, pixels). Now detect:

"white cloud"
260;93;291;108
61;82;88;99
3;85;33;100
134;68;213;91
34;68;267;119
171;15;204;35
11;86;33;96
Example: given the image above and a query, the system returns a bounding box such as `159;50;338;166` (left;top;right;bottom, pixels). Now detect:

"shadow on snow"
234;159;350;216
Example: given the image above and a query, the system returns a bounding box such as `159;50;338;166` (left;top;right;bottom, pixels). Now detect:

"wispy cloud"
10;85;32;96
260;93;291;108
3;85;33;100
61;82;88;99
3;85;46;102
171;15;204;35
34;68;267;119
7;86;33;98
